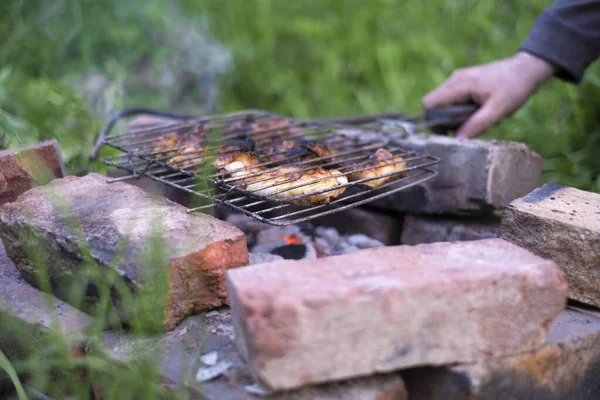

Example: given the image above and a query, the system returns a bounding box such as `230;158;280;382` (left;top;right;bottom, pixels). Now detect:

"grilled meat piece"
245;166;348;206
262;138;332;165
347;148;407;189
150;129;207;169
213;137;264;186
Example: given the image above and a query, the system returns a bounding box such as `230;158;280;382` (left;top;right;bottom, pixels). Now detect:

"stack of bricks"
2;130;600;400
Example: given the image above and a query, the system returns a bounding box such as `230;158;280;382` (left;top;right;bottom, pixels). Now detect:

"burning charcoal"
255;225;304;244
313;237;330;257
226;239;567;391
401;214;500;245
0;173;248;331
314;226;343;246
249;253;284;265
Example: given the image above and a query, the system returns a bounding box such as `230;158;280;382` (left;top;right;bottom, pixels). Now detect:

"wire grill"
99;109;440;226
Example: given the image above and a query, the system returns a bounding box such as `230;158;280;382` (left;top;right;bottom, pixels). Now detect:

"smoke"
73;2;233;119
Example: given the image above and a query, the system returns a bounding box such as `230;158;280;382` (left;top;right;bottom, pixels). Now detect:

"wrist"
512;51;557;85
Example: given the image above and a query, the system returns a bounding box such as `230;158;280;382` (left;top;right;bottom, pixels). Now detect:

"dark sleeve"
519;0;600;83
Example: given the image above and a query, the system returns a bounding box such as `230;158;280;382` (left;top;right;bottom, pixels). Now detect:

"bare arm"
422;0;600;139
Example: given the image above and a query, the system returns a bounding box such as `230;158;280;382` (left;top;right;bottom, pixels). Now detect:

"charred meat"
212;137;264;186
347;148;407;189
245;166;348;205
150;128;207;169
261;138;332;165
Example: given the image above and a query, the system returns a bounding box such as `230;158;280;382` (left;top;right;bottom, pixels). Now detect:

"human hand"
422;52;557;139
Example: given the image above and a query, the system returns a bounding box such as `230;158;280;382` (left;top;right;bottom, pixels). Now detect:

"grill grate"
98;109;440;226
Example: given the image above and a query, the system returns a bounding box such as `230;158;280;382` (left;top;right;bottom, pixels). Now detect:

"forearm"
519;0;600;83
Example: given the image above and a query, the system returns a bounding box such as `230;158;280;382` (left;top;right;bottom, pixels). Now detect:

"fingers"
455;98;507;139
422;70;477;108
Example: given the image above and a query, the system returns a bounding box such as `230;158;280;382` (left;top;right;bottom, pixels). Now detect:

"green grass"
195;0;600;191
2;0;599;190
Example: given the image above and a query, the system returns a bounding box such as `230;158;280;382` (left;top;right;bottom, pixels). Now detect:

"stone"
89;308;407;400
402;307;600;400
0;173;248;331
0;140;66;206
340;128;542;215
0;241;93;391
400;214;500;245
226;238;567;391
499;183;600;307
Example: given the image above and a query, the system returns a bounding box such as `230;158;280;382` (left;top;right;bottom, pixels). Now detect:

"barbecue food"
245;166;348;206
347;148;407;189
212;137;264;186
261;138;332;165
150;128;207;169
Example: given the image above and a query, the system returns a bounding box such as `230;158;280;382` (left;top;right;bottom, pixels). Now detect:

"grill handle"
424;103;479;134
90;108;196;161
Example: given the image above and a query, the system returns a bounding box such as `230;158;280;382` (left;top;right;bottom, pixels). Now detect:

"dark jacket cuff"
519;12;599;83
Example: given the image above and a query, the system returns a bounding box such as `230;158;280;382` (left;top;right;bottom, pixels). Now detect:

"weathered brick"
90;308;408;400
499;183;600;307
402;307;600;400
226;238;567;391
401;214;500;245
0;241;93;391
339;128;542;215
0;140;66;206
0;173;248;331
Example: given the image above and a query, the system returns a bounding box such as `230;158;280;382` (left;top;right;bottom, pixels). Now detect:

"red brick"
226;239;567;391
0;173;248;331
0;140;66;206
402;307;600;400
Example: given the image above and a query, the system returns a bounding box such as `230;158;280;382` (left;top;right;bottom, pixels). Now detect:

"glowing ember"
283;235;302;245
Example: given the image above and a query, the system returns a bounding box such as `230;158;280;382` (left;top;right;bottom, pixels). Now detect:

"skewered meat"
245;166;348;206
261;138;332;165
347;148;407;189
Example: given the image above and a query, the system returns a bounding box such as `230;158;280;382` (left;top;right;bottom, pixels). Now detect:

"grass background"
1;0;599;191
1;0;599;398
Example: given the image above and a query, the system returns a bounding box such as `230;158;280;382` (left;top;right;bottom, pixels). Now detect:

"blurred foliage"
194;0;600;192
1;0;599;190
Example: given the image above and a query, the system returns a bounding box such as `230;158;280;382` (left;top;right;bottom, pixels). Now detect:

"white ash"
200;351;219;366
226;213;385;259
196;360;233;382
